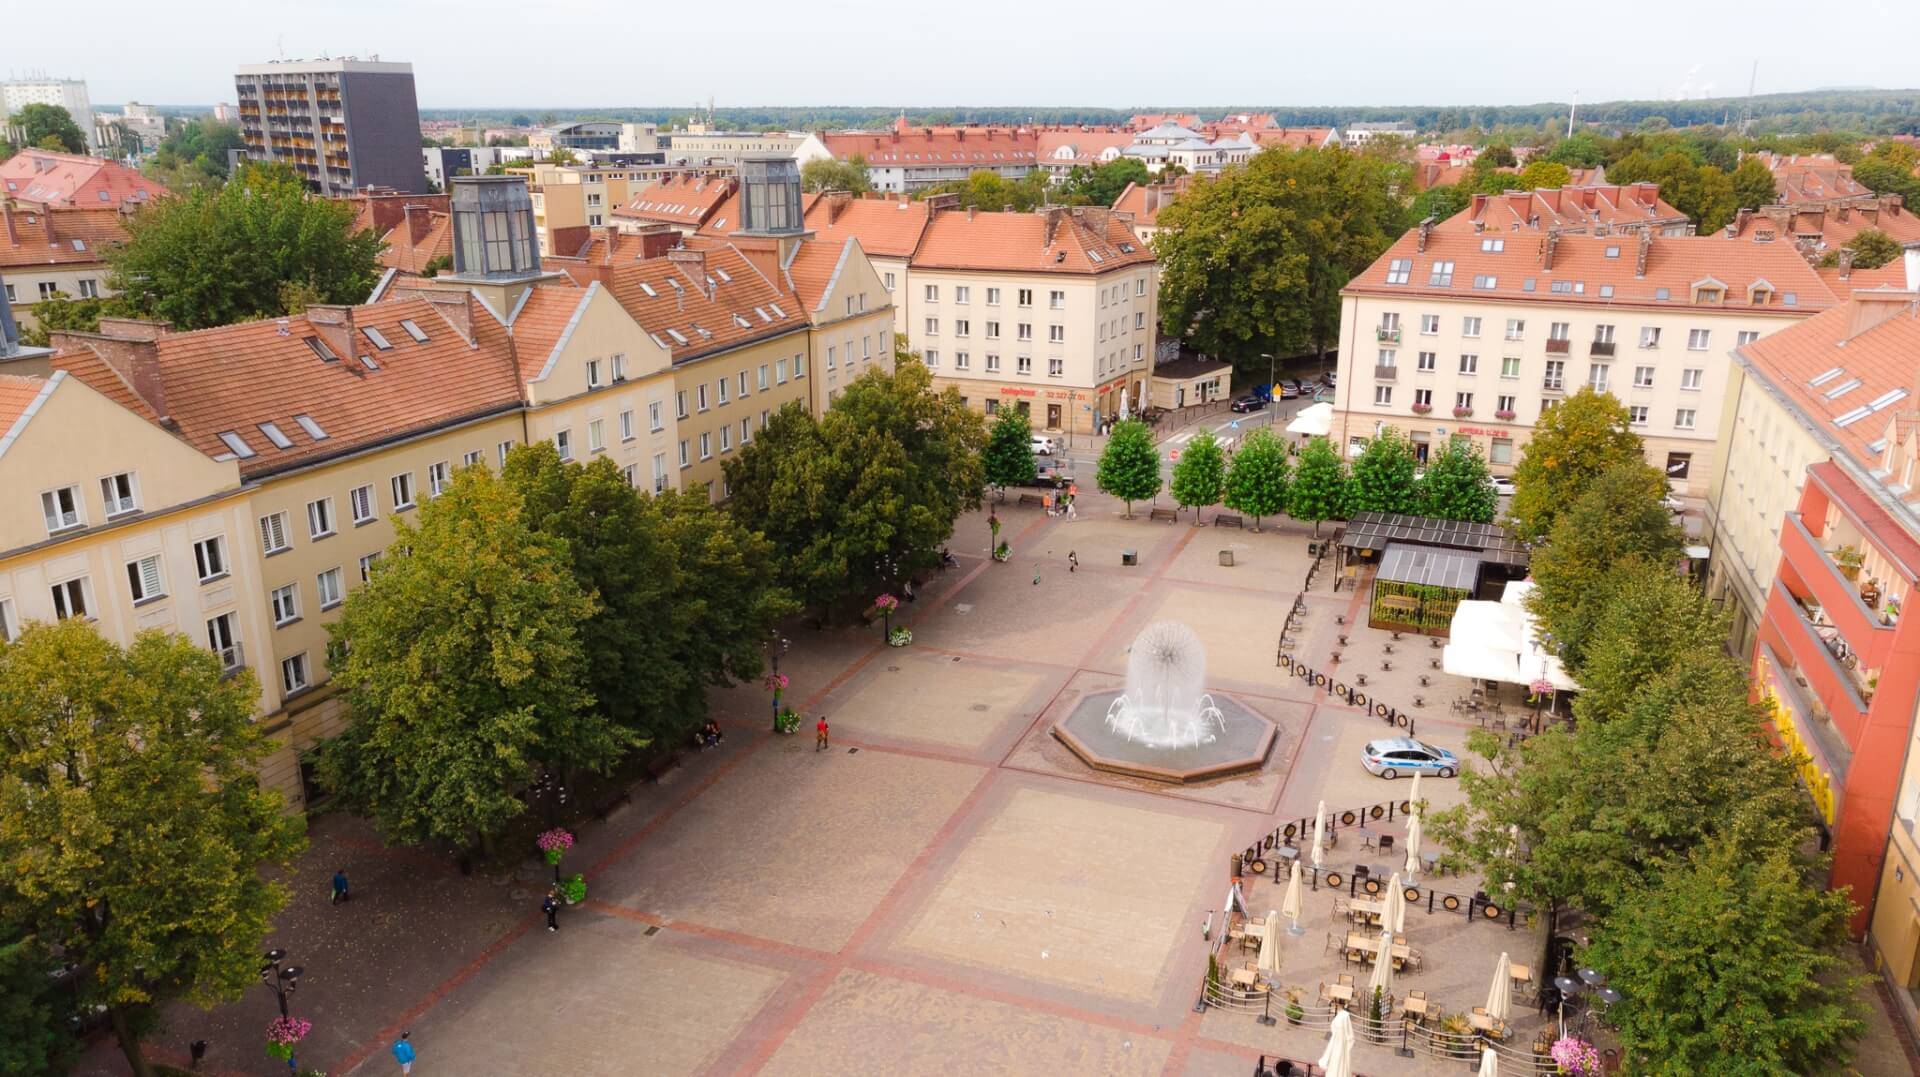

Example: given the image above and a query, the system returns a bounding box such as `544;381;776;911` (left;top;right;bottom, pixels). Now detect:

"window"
1665;453;1692;480
776;360;788;385
678;440;690;468
1413;388;1433;407
1016;356;1033;375
1458;354;1478;375
270;584;299;626
194;536;228;581
739;371;750;396
463;450;482;469
38;282;59;300
554;429;573;461
954;320;969;337
1588;364;1610;392
1017;323;1032;342
1500;356;1521;378
1428;261;1455;286
620;411;635;442
1473;274;1498;290
317;568;343;610
924;284;939;302
741;418;751;444
985;321;1001;339
1680;368;1704;391
391;473;415;510
1480;237;1505;252
612;354;628;382
359;552;382;583
1049;325;1064;343
883;272;896;292
206;613;239;669
1633;366;1655;389
622;463;637;487
1374;385;1393;405
699;433;711;460
400;319;430;343
653;453;668;493
260;511;291;554
51;577;89;620
924;349;939;368
986;354;1001;373
1455;391;1474;410
499;441;516;468
1543;360;1565;391
1639;326;1661;349
1017;289;1033;307
649;402;664;432
1135;312;1145;330
925;317;940;336
719;424;732;452
1675;408;1697;430
98;472;139;516
1505;319;1525;341
955;286;970;304
1687;329;1710;351
307;497;335;539
984;399;999;415
1593;324;1615;343
1049;290;1065;310
126;555;165;604
1496;394;1516;414
1385;258;1412;285
1490;438;1514;465
1628;405;1649;425
1462;317;1481;338
987;287;1001;305
1380;313;1401;331
41;485;84;533
676;390;689;419
1420;314;1440;335
281;653;309;695
586;358;604;388
1736;330;1760;346
1549;322;1570;341
1048;358;1064;377
955;351;971;370
696;385;709;412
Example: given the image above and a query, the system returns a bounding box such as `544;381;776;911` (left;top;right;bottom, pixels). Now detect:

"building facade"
1;78;94;151
2;204;133;330
235;59;425;195
822;121;1038;192
663;130;828;166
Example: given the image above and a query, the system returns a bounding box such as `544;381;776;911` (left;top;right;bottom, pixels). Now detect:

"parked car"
1320;371;1338;386
1230;394;1269;413
1492;477;1518;497
1276;381;1301;400
1661;492;1685;514
1361;736;1458;779
1031;435;1057;456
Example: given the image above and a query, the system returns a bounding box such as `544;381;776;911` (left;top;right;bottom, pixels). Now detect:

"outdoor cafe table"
1321;981;1355;1008
1345;932;1411;966
1348;897;1387;925
1469;1010;1510;1039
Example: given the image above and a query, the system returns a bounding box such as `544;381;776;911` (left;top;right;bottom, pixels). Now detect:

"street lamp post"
766;631;789;732
1259;353;1275;401
260;949;304;1074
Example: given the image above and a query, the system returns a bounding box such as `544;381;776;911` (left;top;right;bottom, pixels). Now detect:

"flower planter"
992;543;1012;562
1494;409;1516;420
1452;408;1473;418
1409;403;1433;414
888;627;913;647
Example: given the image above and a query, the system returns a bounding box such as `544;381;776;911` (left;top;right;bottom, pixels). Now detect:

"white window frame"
41;485;85;533
316;568;343;610
281;653;309;695
260;511;291;554
428;461;450;495
554;429;573;462
307;497;335;539
126;554;165;604
99;472;140;517
270;583;299;626
391;473;416;511
193;535;228;582
51;576;90;620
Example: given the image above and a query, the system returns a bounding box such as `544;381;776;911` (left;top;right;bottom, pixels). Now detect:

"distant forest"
417;88;1920;136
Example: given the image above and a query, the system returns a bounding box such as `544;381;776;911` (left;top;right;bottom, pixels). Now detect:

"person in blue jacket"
392;1031;415;1074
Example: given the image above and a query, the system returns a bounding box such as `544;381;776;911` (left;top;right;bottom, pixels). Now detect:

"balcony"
1767;584;1869;737
1374;364;1398;381
1376;328;1401;344
1545;339;1571;355
216;643;246;678
1780;512;1899;671
1590;340;1616;357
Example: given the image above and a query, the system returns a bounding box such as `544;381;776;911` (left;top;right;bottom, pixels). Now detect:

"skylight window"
217;431;257;458
666;328;689;344
1834;406;1873;427
399;319;429;343
1604;246;1620;258
258;423;293;449
1119;243;1136;253
304;336;339;362
363;326;393;350
1809;368;1845;387
1522;278;1537;292
293;414;328;440
639;282;657;297
754;306;771;322
1473;275;1497;290
715;268;732;282
71;239;87;251
1783;292;1797;306
767;302;786;318
1599;284;1615;298
1480;238;1505;252
1654;287;1671;301
733;314;751;329
360;355;380;372
1089;250;1104;263
1868;388;1909;411
1823;378;1863;400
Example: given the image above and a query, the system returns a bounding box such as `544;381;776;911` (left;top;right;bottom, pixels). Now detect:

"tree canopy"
1170;429;1225;522
981;407;1038;497
1507;388;1644;543
1223;427;1290;529
1058;158;1151;206
1729;155;1779;210
1526;462;1684;666
1515;160;1571;190
800;154;871;195
7;103;87;154
1287;436;1346;534
0;620;305;1077
1606;149;1737;231
144;119;246;190
1824;227;1903;270
1095;418;1162;517
109;163;382;329
915;169;1051;212
1154;147;1404;372
1414;439;1497;523
1344;428;1418;515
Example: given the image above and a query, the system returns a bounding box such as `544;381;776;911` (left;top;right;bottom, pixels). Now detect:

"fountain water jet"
1104;621;1226;748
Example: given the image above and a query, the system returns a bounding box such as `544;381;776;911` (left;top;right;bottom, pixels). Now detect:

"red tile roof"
0;150;168;208
911;207;1154;275
0;374;50;445
780;237;862;315
1036;129;1136;167
612;175;735;229
1737;293;1920;468
1445;184;1689;234
340;192;448;238
503;285;595;384
377;209;453;275
1129;114;1201;132
566;245;809;364
691;189;823;240
1758;153;1873;203
0;205;129;270
799;194;932;259
821;127;1038;167
1246;127;1336;149
1111;177;1194;229
1722;199;1920;252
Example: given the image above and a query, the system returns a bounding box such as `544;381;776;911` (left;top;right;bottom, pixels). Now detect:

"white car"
1031;435;1057;456
1492;477;1517;497
1662;493;1685;514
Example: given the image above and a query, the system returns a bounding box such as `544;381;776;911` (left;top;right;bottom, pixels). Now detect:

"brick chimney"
423;291;474;346
1470;192;1489;220
1844;290;1919;342
53;321;173;423
1042;206;1068;247
304;305;358;362
1541;227;1561;271
1837;249;1855;280
823;189;853;224
1732;207;1753;236
1631;181;1659;206
405;203;435;245
667;247;707;294
0;202;15;246
1635;227;1653;278
634;224;679;261
1417;216;1435;253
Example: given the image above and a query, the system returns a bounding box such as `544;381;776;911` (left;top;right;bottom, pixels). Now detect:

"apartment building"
903;206;1158;432
1720;198;1920;263
235;59;425;195
613;173;739;237
1441;184;1690;237
1034;128;1136;182
0;148;168;208
2;203;132;329
1111;177;1192;244
663;130;829;166
822;120;1038;192
525;163;642;253
776;191;936;339
1331;212;1841;499
1;78;94;151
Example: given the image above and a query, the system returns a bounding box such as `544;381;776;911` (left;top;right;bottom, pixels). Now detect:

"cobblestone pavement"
73;468;1916;1076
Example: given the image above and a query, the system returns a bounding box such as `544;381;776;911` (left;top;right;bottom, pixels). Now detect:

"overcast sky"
7;0;1918;110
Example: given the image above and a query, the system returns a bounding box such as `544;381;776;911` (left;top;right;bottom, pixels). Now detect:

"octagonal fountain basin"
1053;688;1276;784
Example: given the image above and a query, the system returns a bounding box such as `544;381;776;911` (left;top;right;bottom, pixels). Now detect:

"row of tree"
1432;389;1866;1073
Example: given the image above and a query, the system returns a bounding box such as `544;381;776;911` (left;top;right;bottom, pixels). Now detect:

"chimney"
1733;207;1753;236
56;323;172;423
1075;206;1111;235
0;203;15;246
1042;206;1068;247
1541;227;1560;271
423;291;474;345
304;305;357;362
1635;228;1653;278
1631;181;1659;206
630;223;678;260
967;207;975;220
1416;215;1435;253
1838;248;1855;280
667;247;707;287
1837;203;1850;222
405;203;435;245
1844;291;1920;342
824;189;853;224
1470;192;1489;220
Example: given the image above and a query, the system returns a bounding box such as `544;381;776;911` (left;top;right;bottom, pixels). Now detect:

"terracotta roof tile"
1446;184;1689;234
822;127;1038;167
692;189;823;240
0;150;168;208
504;286;592;383
1129;114;1201;131
1738;292;1920;467
0;206;129;270
377;210;453;275
911;208;1154;275
1111;176;1193;228
0;374;48;443
1035;129;1135;167
46;344;158;423
612;175;735;228
578;245;808;364
799;195;931;259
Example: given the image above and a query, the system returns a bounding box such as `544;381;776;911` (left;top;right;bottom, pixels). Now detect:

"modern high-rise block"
234;59;424;196
1;78;95;150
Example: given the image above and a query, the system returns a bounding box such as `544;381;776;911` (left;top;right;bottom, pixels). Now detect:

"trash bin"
1121;549;1138;566
1219;549;1234;566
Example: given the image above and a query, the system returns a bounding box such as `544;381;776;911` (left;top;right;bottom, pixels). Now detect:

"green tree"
1567;567;1733;726
1729;155;1779;210
109;164;382;330
917;169;1051;212
0;620;305;1077
1286;436;1346;535
1507;388;1643;543
1154;147;1404;372
1526;462;1683;665
16;289;108;347
1344;427;1418;515
1408;183;1471;224
981;407;1038;499
145;119;245;189
0;936;80;1077
1095;418;1161;518
317;466;616;853
1836;227;1902;270
1516;160;1572;190
546;147;579;166
7;103;87;154
1854;152;1920;207
1477;142;1518;168
1061;158;1151;206
1616;150;1737;231
1413;439;1497;523
1223;427;1290;530
1170;429;1225;523
800;154;872;194
1585;837;1866;1074
1544;131;1607;168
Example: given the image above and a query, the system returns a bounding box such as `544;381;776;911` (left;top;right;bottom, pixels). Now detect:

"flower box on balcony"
1410;403;1433;414
1494;409;1517;420
1452;407;1473;418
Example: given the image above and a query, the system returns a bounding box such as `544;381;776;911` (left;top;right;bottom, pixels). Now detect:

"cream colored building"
664;130;829;166
525;163;643;253
3;205;130;330
1333;219;1843;499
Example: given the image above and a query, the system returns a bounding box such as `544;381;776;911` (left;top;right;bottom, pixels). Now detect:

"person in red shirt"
816;716;830;751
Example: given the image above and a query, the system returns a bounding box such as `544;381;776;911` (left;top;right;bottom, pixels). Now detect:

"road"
1050;397;1306;480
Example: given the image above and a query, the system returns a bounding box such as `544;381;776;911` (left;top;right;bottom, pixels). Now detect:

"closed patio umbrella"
1317;1008;1355;1077
1383;872;1406;935
1281;860;1306;936
1404;812;1424;880
1487;951;1513;1023
1478;1045;1500;1077
1408;771;1421;813
1311;800;1327;871
1366;928;1395;1002
1258;908;1282;975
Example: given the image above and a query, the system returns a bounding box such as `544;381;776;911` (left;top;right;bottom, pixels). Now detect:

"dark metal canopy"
1377;544;1482;591
1339;511;1529;569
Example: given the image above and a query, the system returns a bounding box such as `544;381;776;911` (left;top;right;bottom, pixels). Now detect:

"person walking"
1032;564;1042;585
816;715;830;752
331;869;350;904
1068;550;1079;573
542;890;560;932
392;1032;415;1075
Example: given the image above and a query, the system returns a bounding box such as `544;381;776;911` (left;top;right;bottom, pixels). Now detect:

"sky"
7;0;1920;110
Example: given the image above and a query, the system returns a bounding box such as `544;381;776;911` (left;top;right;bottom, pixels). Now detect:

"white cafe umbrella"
1318;1007;1356;1077
1286;401;1334;437
1258;907;1282;975
1487;951;1513;1023
1404;812;1424;880
1383;872;1406;935
1282;860;1306;936
1478;1045;1501;1077
1408;771;1422;813
1311;801;1328;871
1366;928;1396;1001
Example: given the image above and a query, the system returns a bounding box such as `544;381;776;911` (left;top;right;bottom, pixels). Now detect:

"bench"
1149;507;1179;523
1215;513;1244;529
643;751;682;783
1017;493;1046;507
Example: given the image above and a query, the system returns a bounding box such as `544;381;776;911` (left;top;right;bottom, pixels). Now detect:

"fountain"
1052;621;1276;784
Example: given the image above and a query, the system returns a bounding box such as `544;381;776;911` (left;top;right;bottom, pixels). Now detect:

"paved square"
826;649;1049;754
1102;584;1293;688
896;786;1226;1004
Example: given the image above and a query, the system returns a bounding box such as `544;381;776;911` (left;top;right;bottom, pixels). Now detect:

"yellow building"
525;163;643;254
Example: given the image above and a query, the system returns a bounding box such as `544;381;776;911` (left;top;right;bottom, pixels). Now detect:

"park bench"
643;751;682;783
1149;507;1179;523
1215;513;1244;529
1018;492;1047;507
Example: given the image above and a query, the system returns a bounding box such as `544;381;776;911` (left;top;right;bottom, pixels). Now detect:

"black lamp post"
259;949;303;1019
766;630;789;731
